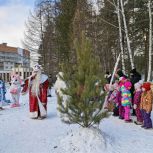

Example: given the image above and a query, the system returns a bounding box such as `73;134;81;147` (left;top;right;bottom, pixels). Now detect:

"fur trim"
41;74;48;84
29;112;38;118
134;82;141;90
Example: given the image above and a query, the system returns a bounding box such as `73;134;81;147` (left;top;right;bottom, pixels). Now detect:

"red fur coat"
22;74;49;118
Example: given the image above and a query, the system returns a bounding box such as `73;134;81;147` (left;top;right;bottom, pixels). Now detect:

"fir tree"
56;0;78;63
58;32;108;128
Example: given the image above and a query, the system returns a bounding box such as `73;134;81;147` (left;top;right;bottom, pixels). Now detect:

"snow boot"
134;121;143;125
125;119;132;123
144;127;153;130
0;107;4;110
119;116;124;120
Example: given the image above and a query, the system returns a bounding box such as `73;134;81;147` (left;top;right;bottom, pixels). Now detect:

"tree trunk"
147;0;152;81
117;0;125;74
144;32;149;81
120;0;134;69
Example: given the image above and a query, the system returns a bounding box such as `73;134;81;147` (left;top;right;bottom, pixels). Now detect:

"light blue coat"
0;80;6;103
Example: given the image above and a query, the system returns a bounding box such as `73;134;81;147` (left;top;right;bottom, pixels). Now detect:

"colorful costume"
10;74;22;107
118;77;127;119
121;81;132;122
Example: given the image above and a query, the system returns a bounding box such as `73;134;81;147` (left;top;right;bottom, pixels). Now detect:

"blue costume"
0;80;6;107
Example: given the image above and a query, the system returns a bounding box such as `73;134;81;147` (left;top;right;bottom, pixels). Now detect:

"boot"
134;121;143;125
0;107;4;110
125;119;133;123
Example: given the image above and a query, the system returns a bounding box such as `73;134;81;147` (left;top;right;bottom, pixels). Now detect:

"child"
108;81;120;116
0;77;6;110
121;81;132;122
103;84;113;109
140;82;152;129
118;77;127;119
133;81;143;125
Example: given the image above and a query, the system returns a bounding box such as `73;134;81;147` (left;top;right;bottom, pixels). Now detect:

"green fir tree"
58;32;108;128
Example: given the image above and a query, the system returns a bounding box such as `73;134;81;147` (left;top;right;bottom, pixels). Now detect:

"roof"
0;43;17;53
0;43;30;57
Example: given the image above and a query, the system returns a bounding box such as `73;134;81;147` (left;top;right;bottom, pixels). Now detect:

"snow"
1;88;153;153
60;127;105;153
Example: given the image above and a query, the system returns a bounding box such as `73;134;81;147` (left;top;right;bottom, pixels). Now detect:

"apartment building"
0;43;32;81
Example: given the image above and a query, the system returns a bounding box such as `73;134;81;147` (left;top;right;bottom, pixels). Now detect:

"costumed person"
54;72;69;122
130;68;141;115
10;73;22;108
0;76;6;110
21;64;49;119
140;82;152;129
103;83;113;109
133;80;143;125
118;77;127;119
108;81;120;116
121;80;132;122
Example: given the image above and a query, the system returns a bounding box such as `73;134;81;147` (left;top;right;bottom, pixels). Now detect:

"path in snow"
1;89;153;153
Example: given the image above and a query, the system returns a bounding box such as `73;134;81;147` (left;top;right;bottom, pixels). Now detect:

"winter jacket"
0;80;6;102
140;90;153;113
133;90;142;106
120;86;132;107
130;71;141;97
109;89;121;105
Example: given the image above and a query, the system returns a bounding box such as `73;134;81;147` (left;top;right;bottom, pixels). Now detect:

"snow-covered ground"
1;88;153;153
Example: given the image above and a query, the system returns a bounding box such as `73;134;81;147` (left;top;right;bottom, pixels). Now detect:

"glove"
133;104;137;109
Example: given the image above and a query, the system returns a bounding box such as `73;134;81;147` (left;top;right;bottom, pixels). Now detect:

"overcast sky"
0;0;35;48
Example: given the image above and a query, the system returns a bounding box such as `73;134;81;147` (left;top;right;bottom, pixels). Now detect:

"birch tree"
147;0;152;81
120;0;134;69
116;0;125;74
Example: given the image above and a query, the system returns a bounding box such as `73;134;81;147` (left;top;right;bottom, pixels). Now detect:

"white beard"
31;71;41;96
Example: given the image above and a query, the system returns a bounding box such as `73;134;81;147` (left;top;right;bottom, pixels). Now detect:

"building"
0;43;32;82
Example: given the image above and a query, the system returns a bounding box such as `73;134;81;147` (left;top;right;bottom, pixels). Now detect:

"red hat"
142;82;151;91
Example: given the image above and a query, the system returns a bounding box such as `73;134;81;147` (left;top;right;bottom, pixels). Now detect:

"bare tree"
22;10;44;66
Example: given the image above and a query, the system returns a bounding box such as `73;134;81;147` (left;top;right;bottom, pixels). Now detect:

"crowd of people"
104;68;153;129
1;65;153;128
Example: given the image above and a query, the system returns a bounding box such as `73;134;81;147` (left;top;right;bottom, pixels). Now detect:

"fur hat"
124;81;132;89
142;82;151;91
113;82;119;90
134;80;143;90
134;82;141;90
33;64;41;72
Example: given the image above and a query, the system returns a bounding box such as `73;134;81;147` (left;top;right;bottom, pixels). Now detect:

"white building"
0;43;32;81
